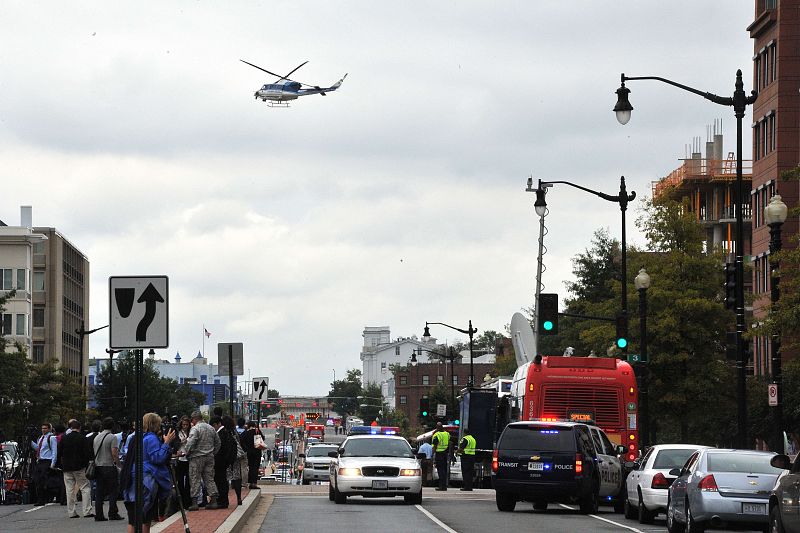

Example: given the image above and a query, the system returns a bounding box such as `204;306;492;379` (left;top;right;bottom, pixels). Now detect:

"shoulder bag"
86;433;109;480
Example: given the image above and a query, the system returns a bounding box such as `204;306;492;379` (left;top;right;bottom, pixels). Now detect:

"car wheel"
666;496;685;533
532;500;547;511
334;482;347;504
495;491;516;512
624;492;637;519
685;500;705;533
770;505;784;533
578;481;599;514
638;491;655;524
328;483;334;502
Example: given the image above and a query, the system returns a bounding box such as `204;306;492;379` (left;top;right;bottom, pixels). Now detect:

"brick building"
392;361;494;426
747;0;800;375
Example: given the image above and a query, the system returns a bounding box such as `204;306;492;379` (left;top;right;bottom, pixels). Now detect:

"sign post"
218;343;244;416
109;276;169;533
436;403;447;417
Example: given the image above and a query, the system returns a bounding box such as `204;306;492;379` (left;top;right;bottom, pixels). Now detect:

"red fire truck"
510;356;639;462
305;423;325;441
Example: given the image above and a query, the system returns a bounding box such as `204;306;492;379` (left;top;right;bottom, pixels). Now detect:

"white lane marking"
557;503;646;533
415;504;458;533
24;503;57;513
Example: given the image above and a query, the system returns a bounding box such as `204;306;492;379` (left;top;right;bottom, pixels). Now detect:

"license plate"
528;462;544;471
372;480;388;489
742;503;766;515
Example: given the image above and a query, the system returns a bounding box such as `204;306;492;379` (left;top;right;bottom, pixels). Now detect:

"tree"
328;368;363;417
358;383;383;423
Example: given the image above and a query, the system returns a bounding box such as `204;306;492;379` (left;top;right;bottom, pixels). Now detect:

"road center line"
557;504;646;533
415;504;458;533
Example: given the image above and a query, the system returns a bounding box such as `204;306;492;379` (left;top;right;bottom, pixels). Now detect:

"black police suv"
492;420;622;513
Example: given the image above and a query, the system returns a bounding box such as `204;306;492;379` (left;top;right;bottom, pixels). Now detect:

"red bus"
306;423;325;441
510;356;639;462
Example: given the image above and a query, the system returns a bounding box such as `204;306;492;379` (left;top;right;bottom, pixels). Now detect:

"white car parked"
624;444;711;524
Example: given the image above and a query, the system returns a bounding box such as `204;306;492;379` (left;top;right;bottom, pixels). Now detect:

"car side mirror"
416;453;427;460
327;451;338;458
771;454;792;470
615;445;626;456
668;468;682;477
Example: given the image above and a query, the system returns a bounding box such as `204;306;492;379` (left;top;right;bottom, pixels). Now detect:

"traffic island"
152;487;260;533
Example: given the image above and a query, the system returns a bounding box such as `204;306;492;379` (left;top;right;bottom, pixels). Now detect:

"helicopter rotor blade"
281;61;308;80
240;59;285;80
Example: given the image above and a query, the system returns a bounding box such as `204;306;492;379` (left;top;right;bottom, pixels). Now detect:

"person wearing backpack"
210;416;236;508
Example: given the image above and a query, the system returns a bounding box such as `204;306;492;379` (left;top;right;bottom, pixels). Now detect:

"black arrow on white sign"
136;283;165;342
256;380;268;400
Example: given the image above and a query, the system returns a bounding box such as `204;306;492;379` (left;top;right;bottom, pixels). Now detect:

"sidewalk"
152;487;260;533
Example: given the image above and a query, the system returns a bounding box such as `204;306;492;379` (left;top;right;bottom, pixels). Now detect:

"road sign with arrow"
109;276;169;349
252;377;269;401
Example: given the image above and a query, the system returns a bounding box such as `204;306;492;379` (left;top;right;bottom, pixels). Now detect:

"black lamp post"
76;322;109;391
531;176;636;350
765;194;788;453
615;71;757;449
422;321;477;387
105;348;123;413
634;268;651;449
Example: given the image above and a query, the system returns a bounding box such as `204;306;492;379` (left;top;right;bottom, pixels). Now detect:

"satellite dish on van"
510;312;536;367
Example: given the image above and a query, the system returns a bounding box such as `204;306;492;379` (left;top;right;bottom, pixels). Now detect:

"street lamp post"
615;70;757;448
634;268;651;449
530;176;636;351
105;348;123;414
76;322;109;391
765;195;788;453
422;321;477;387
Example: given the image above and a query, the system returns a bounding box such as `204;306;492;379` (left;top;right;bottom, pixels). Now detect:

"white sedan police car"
329;434;424;504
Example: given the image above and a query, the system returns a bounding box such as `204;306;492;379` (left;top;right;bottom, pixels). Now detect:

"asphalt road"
259;488;768;533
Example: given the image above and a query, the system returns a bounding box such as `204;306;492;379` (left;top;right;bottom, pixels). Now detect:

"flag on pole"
204;327;211;338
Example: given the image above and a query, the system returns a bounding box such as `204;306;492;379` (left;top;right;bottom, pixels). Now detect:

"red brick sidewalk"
158;488;250;533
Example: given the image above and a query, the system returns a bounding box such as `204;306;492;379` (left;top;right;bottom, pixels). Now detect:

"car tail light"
492;449;498;472
698;474;718;492
651;472;669;489
575;453;583;474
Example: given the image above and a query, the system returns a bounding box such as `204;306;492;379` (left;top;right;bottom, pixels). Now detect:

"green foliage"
358;383;383;422
327;368;363;416
94;351;206;422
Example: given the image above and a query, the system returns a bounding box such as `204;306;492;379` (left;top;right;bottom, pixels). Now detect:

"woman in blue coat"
120;413;176;533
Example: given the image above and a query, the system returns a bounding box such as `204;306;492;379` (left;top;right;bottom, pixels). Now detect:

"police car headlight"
399;469;421;477
338;467;361;476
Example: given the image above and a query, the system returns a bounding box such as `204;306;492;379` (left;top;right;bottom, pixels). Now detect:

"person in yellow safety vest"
431;422;451;491
457;428;477;491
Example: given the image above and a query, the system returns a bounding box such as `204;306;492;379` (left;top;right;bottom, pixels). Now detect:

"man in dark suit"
59;420;94;518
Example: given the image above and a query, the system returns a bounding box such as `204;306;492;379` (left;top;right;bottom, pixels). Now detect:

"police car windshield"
341;438;414;458
501;426;575;452
306;446;337;457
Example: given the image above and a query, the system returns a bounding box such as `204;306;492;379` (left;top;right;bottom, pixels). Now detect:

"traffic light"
454;419;460;426
723;262;736;310
538;293;559;335
419;397;430;418
615;314;628;349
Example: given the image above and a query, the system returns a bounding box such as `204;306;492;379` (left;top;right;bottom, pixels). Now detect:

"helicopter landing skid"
266;101;290;108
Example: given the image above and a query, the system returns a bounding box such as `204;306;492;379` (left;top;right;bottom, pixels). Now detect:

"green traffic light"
454;419;460;426
617;338;628;349
422;411;428;417
543;320;553;331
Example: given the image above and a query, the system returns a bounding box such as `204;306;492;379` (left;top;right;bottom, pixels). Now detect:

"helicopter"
240;59;347;107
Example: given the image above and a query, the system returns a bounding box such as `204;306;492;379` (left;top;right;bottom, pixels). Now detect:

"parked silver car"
666;448;781;533
301;444;338;484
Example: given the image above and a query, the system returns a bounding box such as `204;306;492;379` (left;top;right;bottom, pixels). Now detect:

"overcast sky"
0;1;755;395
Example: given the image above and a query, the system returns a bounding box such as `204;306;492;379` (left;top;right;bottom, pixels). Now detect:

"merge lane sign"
252;377;269;401
109;276;169;349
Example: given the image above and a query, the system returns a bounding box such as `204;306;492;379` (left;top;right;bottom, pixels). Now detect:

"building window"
399;375;407;385
452;375;459;385
1;269;11;290
422;375;430;385
33;271;45;291
33;343;45;363
395;346;400;355
437;375;444;384
399;395;407;405
1;314;10;334
33;306;45;327
15;314;26;336
16;269;26;290
33;240;45;254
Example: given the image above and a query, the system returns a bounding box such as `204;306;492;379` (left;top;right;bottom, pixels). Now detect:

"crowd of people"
30;408;266;532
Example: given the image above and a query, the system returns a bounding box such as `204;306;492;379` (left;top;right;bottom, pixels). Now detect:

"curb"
216;489;261;533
